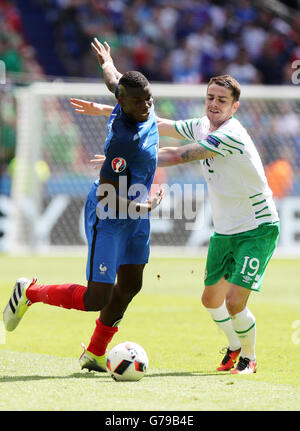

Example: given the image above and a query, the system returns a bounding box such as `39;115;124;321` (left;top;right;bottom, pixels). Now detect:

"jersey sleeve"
198;129;245;157
100;134;139;181
174;118;201;142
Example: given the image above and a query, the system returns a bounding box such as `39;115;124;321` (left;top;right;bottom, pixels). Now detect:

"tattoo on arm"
158;143;218;167
180;144;216;162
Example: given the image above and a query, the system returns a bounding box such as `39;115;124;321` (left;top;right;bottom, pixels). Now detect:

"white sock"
206;301;241;351
231;307;256;361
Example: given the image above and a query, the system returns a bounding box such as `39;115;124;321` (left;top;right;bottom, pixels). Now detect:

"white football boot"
3;277;37;331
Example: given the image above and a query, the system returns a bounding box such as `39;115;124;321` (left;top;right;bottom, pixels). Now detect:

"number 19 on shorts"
240;256;260;277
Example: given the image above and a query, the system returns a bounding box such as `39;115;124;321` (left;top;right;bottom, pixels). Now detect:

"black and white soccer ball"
106;341;149;381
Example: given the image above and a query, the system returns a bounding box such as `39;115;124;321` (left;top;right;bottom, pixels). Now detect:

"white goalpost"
5;81;300;255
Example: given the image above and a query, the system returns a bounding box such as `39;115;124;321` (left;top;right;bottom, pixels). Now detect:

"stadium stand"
0;0;299;204
6;0;300;84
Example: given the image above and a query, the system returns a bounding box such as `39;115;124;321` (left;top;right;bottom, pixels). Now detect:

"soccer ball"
106;341;148;382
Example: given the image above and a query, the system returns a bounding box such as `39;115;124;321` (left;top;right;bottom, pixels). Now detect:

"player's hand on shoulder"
90;154;106;169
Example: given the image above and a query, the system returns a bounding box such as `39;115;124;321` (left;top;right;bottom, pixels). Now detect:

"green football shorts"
204;222;280;291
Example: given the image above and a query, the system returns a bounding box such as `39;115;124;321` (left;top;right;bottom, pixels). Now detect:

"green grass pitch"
0;255;300;411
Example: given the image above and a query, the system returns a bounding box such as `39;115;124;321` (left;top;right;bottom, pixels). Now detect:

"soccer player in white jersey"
70;71;280;374
156;75;280;374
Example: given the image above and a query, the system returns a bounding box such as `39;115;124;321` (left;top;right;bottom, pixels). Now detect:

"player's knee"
127;283;143;300
201;290;215;308
131;281;143;296
225;296;242;316
201;292;209;307
84;294;110;311
225;287;250;315
119;281;142;303
84;283;113;311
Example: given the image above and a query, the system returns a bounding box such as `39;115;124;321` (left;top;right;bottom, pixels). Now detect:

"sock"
87;318;118;357
231;307;256;361
206;301;241;351
26;283;86;311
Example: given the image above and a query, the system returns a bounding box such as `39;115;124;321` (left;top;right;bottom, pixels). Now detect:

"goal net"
5;82;300;254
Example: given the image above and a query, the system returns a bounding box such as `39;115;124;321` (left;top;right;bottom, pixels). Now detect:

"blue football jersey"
100;102;159;203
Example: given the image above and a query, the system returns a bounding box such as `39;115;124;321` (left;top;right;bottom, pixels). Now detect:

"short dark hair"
119;71;149;92
207;75;241;102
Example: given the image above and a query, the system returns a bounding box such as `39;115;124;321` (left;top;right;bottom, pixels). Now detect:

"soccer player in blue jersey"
3;38;163;372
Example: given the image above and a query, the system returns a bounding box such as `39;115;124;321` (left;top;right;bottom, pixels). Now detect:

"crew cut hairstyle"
207;75;241;102
119;71;149;91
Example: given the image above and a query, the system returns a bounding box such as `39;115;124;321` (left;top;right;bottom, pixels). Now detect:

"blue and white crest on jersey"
206;135;221;147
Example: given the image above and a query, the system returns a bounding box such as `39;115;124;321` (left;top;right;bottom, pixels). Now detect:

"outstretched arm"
156;116;183;139
69;98;114;117
91;38;122;93
89;142;217;171
69;103;182;132
158;143;217;167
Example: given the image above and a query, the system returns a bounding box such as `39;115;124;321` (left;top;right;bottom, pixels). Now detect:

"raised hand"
91;38;113;67
91;37;122;93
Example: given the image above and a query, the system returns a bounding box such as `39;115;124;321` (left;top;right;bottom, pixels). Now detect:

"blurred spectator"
43;98;85;173
169;38;202;83
0;0;45;79
51;2;90;76
19;45;44;79
273;102;300;137
241;22;267;60
0;91;16;169
234;0;257;23
255;35;286;84
0;0;23;33
265;153;294;199
0;37;24;73
226;48;260;84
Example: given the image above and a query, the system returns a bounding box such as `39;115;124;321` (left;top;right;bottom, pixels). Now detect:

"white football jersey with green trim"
175;116;279;234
